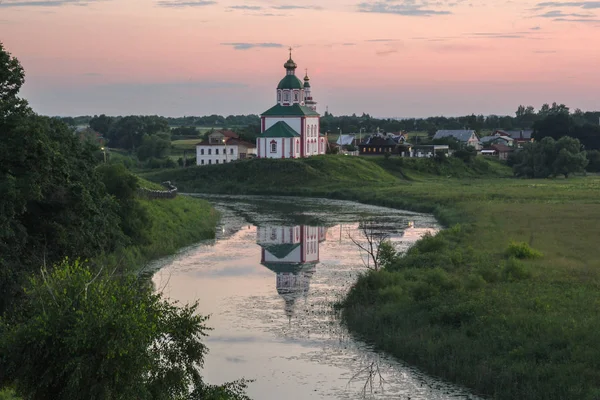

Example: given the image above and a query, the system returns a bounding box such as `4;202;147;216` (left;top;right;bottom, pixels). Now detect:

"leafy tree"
0;259;250;400
453;146;477;163
89;114;115;136
586;150;600;172
553;136;588;178
513;136;587;178
136;133;171;161
0;43;124;312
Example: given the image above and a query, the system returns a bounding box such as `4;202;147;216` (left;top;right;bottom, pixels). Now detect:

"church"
256;50;326;158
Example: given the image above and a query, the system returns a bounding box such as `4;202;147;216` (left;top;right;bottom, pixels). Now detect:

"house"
433;130;481;150
195;130;256;166
256;49;326;158
490;143;513;161
409;145;450;158
494;130;534;147
358;135;398;155
480;135;514;147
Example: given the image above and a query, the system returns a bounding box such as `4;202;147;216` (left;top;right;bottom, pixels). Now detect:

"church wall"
257;226;301;245
258;137;296;159
303;117;321;156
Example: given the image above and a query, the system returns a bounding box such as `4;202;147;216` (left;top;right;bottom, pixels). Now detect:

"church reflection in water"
257;225;327;320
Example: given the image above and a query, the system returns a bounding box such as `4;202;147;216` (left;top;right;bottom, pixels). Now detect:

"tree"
348;220;391;271
0;259;250;400
89;114;114;136
552;136;588;178
0;43;125;312
513;136;587;178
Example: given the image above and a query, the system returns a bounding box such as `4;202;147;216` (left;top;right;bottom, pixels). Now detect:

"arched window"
294;92;299;102
270;141;277;153
283;91;290;102
277;91;281;101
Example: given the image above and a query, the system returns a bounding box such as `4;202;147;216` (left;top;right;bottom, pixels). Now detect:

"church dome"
284;57;297;70
277;75;303;90
303;72;310;88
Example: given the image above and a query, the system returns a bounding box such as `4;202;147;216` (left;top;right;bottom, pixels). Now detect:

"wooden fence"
137;181;178;200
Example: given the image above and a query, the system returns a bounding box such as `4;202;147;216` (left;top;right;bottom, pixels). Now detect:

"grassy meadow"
144;155;600;399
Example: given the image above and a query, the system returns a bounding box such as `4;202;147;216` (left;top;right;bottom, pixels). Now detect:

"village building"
409;144;450;158
490;143;514;161
257;225;327;319
256;50;326;158
433;130;482;150
494;130;534;148
480;134;514;147
195;130;256;166
358;135;401;155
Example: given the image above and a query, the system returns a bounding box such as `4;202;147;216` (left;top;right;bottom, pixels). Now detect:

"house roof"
480;135;514;144
495;130;532;140
196;138;256;147
433;130;477;142
260;121;301;138
214;130;239;139
491;143;513;153
261;103;319;117
361;136;398;146
336;134;356;146
227;139;256;148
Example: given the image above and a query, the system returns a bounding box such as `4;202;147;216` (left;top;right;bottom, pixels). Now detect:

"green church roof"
261;262;317;274
260;243;301;259
261;121;300;138
277;75;303;90
261;103;319;117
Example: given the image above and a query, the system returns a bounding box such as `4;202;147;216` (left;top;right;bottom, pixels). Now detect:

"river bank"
93;179;219;274
145;156;600;399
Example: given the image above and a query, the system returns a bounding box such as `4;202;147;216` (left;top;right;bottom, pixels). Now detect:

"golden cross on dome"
289;46;293;58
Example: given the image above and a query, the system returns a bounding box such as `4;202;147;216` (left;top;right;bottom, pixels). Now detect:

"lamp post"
100;147;107;163
223;138;228;163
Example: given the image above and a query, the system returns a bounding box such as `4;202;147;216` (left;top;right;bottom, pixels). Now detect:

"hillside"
142;155;512;196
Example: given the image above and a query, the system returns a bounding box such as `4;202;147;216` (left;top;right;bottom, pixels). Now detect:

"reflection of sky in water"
151;195;481;400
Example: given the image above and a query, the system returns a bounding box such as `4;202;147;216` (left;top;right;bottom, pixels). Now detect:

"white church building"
256;50;326;159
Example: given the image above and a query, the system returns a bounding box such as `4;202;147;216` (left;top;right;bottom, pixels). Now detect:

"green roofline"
261;104;319;117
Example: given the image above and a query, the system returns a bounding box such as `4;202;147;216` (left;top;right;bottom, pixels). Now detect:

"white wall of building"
257;137;298;159
196;145;238;166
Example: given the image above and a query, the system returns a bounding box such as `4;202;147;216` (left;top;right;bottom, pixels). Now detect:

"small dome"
284;57;297;70
277;75;303;90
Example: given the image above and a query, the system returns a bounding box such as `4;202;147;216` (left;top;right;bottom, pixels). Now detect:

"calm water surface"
151;195;481;400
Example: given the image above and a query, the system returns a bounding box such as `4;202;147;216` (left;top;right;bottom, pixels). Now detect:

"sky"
1;0;599;118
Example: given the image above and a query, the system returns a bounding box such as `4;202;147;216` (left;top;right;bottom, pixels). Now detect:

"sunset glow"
1;0;599;116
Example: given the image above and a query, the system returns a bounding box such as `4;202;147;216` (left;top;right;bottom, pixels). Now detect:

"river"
151;195;482;400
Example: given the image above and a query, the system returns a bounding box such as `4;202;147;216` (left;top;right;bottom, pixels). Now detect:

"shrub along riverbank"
146;155;600;400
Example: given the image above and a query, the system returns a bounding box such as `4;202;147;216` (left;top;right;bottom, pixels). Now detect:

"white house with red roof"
256;49;326;159
195;130;256;166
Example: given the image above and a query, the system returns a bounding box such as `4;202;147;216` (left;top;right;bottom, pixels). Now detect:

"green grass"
144;155;600;399
93;193;219;274
172;139;201;150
